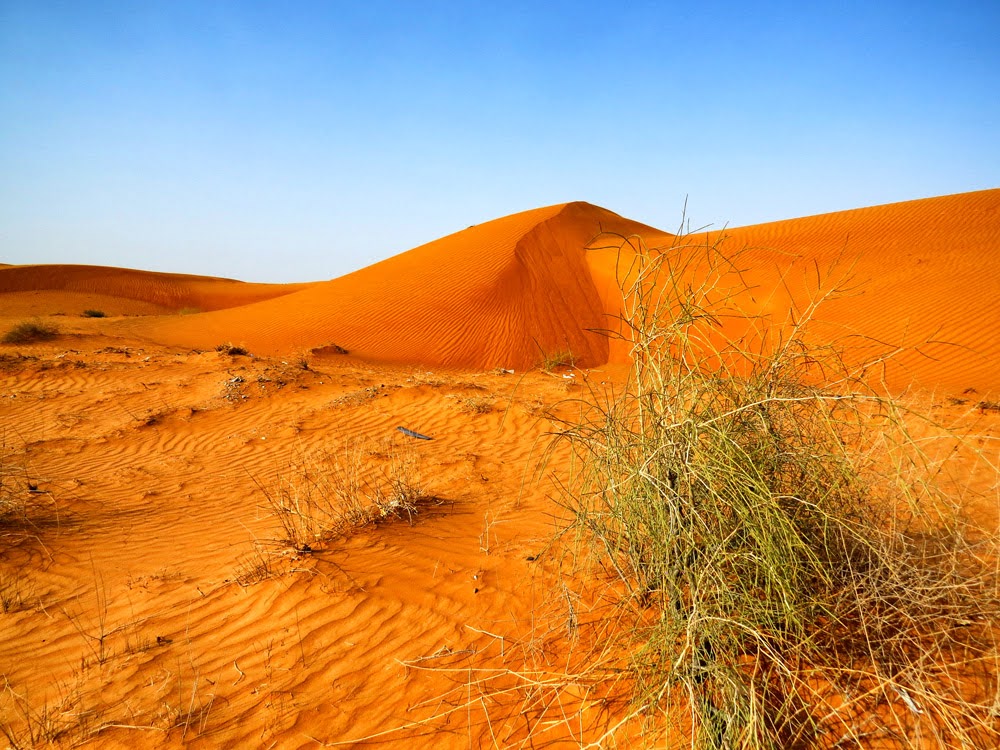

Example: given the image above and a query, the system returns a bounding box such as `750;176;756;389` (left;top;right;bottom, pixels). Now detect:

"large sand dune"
129;188;1000;390
124;202;665;370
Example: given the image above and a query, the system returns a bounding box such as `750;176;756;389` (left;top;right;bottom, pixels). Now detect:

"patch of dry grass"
2;321;58;345
254;441;433;553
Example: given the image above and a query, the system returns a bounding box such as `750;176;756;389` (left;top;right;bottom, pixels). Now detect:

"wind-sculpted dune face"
714;188;1000;392
0;263;309;313
132;202;667;370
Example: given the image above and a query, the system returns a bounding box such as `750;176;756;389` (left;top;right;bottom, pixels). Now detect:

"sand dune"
103;189;998;392
0;264;309;314
713;188;1000;392
124;202;666;370
5;191;996;391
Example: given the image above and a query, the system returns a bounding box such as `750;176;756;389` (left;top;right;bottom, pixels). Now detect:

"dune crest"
0;264;309;313
129;202;665;370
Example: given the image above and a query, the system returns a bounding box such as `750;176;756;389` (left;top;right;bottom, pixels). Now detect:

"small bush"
2;320;58;344
81;310;105;318
460;396;493;415
546;231;1000;748
215;343;249;356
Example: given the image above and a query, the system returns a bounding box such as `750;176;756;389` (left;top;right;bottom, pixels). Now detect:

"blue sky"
2;1;998;283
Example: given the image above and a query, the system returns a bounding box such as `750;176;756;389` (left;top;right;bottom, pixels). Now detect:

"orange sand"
1;189;998;747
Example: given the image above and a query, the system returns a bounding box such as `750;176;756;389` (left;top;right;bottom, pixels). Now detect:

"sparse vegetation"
0;448;22;528
0;442;52;535
254;442;433;553
460;396;493;415
233;542;275;587
0;675;93;748
0;570;30;614
546;231;1000;748
82;309;106;318
538;348;575;372
215;342;249;356
1;447;43;616
2;320;58;345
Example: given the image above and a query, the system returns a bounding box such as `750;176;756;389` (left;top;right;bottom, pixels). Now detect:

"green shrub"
548;231;1000;748
2;320;58;344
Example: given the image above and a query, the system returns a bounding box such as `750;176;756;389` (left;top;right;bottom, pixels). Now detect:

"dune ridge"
0;264;309;313
125;202;665;370
3;189;997;391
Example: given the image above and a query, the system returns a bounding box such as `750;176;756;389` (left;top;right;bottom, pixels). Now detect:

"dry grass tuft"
461;396;494;415
539;349;575;372
2;321;58;345
254;441;433;553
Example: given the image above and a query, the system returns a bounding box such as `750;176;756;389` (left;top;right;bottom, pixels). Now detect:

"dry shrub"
539;349;575;372
2;321;58;345
255;441;432;552
215;342;249;356
545;230;1000;748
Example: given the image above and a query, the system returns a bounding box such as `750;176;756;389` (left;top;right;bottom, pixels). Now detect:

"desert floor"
2;189;999;748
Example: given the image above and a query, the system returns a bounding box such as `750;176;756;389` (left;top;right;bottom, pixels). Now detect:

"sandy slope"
713;188;1000;393
0;264;310;314
5;190;996;390
91;188;1000;391
122;203;666;370
1;190;998;747
0;342;616;748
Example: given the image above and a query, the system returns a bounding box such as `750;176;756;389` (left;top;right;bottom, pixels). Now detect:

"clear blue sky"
2;1;998;283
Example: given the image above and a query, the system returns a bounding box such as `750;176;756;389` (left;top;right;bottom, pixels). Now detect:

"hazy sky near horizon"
2;1;998;283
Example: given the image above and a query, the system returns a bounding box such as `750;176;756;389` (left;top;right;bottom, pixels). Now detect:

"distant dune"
0;264;309;314
3;189;997;390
